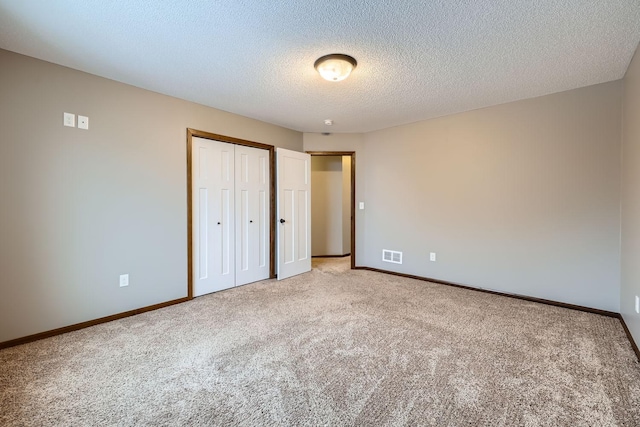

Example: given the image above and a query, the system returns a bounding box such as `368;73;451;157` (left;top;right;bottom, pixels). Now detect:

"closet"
192;136;270;296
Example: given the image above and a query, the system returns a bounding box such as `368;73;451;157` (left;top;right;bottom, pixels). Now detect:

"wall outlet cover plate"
78;115;89;130
63;112;75;127
119;274;129;287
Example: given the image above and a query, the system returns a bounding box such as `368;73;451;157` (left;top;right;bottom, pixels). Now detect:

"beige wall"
308;83;622;312
311;156;345;256
621;44;640;345
363;82;622;311
0;49;302;343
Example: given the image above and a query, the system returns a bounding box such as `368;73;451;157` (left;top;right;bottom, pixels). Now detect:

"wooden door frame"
187;128;276;299
306;151;356;269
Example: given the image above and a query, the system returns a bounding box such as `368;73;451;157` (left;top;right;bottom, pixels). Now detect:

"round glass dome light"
314;54;357;82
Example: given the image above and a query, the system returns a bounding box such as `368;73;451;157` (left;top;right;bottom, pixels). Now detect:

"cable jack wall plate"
78;115;89;130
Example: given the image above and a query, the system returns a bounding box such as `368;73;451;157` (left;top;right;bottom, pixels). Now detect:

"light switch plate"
359;202;365;210
635;295;639;314
64;112;75;127
430;252;437;262
78;115;89;130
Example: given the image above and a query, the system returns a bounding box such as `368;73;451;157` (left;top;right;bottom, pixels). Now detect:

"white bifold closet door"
192;137;269;297
234;144;270;286
193;138;235;295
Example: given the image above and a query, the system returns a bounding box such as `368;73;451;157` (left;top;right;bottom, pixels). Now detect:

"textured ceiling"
1;1;639;133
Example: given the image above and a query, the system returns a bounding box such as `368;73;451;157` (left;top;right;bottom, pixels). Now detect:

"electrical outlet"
119;274;129;287
430;252;436;262
636;295;639;314
63;112;75;127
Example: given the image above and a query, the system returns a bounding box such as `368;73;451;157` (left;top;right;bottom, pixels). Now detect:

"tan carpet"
1;257;639;426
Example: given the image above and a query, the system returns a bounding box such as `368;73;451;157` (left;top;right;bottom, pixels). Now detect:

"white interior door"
192;137;235;296
235;145;270;286
277;148;311;280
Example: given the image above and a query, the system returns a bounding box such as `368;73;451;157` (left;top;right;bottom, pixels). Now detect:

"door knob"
250;220;253;223
280;218;285;224
217;222;221;225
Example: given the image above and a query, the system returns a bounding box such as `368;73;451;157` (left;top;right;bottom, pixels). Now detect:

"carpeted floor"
1;257;639;426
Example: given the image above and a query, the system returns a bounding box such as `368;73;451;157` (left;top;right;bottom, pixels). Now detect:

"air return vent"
382;249;402;264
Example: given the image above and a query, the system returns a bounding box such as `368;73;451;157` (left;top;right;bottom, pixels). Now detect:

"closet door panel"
193;137;235;296
235;145;270;286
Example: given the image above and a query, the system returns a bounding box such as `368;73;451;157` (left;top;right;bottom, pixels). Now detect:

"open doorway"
307;151;355;269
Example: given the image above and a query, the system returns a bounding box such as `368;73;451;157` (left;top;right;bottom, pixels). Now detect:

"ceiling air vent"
382;249;402;264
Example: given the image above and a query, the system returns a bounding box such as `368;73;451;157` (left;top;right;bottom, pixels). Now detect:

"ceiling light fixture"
324;119;333;126
314;54;357;82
